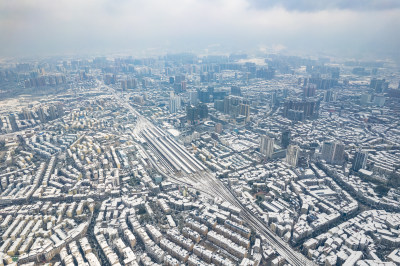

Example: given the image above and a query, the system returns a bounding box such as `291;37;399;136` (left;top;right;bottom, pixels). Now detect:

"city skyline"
0;0;399;62
1;1;400;265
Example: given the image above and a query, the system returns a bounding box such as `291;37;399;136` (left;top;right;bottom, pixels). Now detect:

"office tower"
286;145;300;167
322;141;345;164
231;86;241;96
281;130;291;149
169;93;181;113
352;150;368;171
260;135;274;158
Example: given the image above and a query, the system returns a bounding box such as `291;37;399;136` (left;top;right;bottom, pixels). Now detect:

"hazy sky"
1;0;400;60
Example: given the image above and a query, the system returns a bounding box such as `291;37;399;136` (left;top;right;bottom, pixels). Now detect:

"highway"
104;84;314;266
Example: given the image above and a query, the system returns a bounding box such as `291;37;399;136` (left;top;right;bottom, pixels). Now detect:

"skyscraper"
286;145;300;167
231;86;241;96
260;135;274;158
324;90;335;102
8;114;19;131
321;141;345;164
189;90;198;105
303;84;316;98
283;98;320;121
360;94;371;105
332;143;345;164
281;130;291;149
370;78;388;93
322;141;335;163
169;92;181;113
352;150;368;171
215;123;223;134
222;96;250;121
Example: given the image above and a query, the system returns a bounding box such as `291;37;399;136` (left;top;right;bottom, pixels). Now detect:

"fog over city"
1;1;400;266
1;0;400;60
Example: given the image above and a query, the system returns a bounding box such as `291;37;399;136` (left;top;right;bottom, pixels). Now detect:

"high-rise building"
186;103;208;123
215;123;223;134
169;92;181;113
48;105;58;120
231;86;241;96
222;96;250;121
189;90;198;105
56;103;64;117
260;135;274;158
283;98;320;121
370;78;388;93
271;91;277;106
197;89;211;103
321;141;345;164
23;109;33;120
298;78;302;85
332;143;345;164
37;107;47;123
352;150;368;172
286;145;300;167
360;94;371;105
373;96;385;107
8;114;19;131
175;74;185;84
281;130;291;149
322;142;335;162
303;84;316;98
283;88;289;99
324;90;335;102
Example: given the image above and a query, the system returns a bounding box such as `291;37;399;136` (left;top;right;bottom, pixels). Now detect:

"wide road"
103;84;314;266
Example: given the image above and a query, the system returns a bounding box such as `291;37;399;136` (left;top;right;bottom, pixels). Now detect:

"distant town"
0;53;400;266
